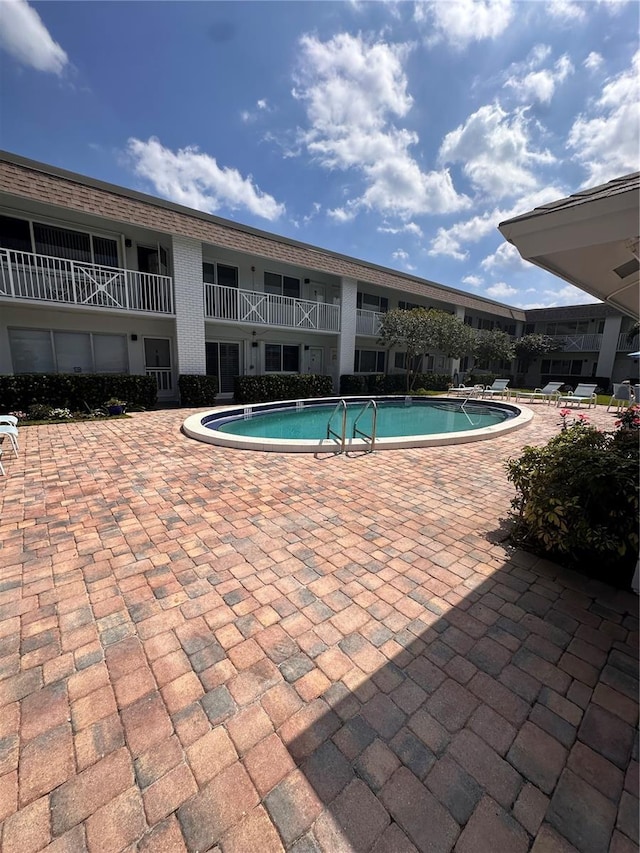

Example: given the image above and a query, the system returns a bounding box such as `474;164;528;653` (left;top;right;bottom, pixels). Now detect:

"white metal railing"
618;333;639;351
146;368;173;393
0;249;174;314
204;283;340;332
545;333;603;352
356;309;384;337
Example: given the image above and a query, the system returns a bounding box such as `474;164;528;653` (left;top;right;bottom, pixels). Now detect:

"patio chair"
634;384;640;404
448;384;483;398
0;449;4;476
0;415;18;426
607;383;633;413
0;424;19;457
480;379;510;400
515;382;563;405
555;383;598;408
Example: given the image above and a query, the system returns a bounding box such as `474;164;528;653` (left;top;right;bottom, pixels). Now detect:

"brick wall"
172;236;206;375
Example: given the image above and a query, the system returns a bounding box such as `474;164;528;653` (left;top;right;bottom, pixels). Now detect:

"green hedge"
0;374;157;412
339;373;451;395
234;374;334;404
178;374;219;407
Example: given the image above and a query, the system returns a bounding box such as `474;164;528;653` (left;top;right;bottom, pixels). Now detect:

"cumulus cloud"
0;0;68;75
241;98;271;123
462;274;484;287
480;241;529;271
504;54;574;105
126;137;285;221
584;52;603;71
377;222;424;237
568;50;640;185
522;284;601;309
293;32;470;219
439;103;555;200
392;248;416;270
486;281;517;299
416;0;514;49
547;0;587;21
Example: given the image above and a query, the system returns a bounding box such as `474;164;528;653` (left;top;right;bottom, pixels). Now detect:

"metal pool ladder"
326;398;378;453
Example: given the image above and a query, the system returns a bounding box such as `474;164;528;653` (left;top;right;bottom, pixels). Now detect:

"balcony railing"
545;333;603;352
0;249;174;314
356;309;384;337
204;283;340;332
618;333;639;351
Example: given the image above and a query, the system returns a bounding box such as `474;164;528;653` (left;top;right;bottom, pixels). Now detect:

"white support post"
172;236;206;375
338;277;358;389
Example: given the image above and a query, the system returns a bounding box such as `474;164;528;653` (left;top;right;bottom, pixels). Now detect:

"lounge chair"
0;415;18;426
607;383;633;413
0;424;19;457
515;382;563;405
448;384;483;398
480;379;510;400
0;449;4;476
555;383;598;408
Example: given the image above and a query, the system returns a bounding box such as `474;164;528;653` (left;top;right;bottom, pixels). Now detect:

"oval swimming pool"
183;396;532;453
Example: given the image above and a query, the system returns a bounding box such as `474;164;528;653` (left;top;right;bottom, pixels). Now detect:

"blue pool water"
208;399;511;440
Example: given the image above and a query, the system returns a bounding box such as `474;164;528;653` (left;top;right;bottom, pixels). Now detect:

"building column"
338;277;358;384
596;314;623;382
451;306;465;383
172;235;206;375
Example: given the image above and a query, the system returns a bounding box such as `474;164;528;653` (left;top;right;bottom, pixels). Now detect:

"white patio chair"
0;424;19;457
516;382;563;405
0;415;18;426
448;384;483;398
480;379;510;400
0;449;4;476
555;383;598;408
607;383;633;413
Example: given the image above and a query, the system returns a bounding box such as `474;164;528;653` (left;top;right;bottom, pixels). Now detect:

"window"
0;216;118;266
202;262;238;288
398;300;422;311
0;215;31;252
541;358;583;376
354;350;385;373
206;342;240;394
9;328;128;374
357;293;388;313
264;272;300;299
265;344;299;372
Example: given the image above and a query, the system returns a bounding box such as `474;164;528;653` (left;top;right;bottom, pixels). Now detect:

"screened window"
357;292;388;313
9;328;129;374
203;262;238;287
206;341;240;394
265;344;299;372
354;350;385;373
0;215;31;252
264;272;300;299
398;300;421;311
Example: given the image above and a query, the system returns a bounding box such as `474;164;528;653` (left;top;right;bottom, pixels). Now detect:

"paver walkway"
0;402;637;852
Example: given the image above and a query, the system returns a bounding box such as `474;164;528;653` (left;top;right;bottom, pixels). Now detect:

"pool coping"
182;396;535;453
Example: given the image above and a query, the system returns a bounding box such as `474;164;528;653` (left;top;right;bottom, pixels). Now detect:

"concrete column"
452;305;465;381
596;314;623;383
172;235;206;375
338;277;358;384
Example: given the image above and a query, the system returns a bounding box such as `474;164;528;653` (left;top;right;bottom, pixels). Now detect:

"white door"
312;284;325;303
144;337;173;399
308;347;323;374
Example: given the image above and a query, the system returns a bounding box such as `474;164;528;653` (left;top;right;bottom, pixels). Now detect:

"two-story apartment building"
0;151;637;400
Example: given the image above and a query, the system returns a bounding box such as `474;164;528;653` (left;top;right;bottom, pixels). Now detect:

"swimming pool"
183;396;533;453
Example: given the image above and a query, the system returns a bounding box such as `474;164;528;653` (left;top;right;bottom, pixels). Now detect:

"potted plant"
105;398;126;416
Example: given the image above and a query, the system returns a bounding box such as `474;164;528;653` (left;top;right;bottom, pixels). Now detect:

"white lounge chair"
0;424;19;457
555;383;598;408
607;383;633;413
0;415;18;426
516;382;563;405
481;379;510;400
0;449;4;476
448;384;483;398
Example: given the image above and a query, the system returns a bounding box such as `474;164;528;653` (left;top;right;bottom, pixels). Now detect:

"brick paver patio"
0;402;637;852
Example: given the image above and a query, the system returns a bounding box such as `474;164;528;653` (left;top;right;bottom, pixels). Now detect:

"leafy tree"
472;329;515;369
513;333;564;373
378;308;475;391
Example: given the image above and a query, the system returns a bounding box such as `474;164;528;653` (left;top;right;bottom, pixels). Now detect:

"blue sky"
1;1;638;309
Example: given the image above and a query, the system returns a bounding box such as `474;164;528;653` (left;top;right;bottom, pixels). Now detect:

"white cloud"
327;206;357;223
293;32;470;218
377;221;424;237
462;274;483;287
480;241;529;271
0;0;68;75
126;137;285;221
439;103;555;200
417;0;514;50
568;51;640;185
522;284;601;308
584;52;603;72
241;99;270;123
547;0;586;21
486;281;517;299
504;54;574;105
392;248;416;270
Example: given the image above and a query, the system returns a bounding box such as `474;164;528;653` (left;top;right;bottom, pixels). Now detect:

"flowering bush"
615;403;640;431
506;414;639;588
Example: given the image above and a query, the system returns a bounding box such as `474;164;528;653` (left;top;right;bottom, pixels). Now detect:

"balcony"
204;283;340;332
356;309;384;337
0;249;174;314
618;333;639;351
546;333;603;352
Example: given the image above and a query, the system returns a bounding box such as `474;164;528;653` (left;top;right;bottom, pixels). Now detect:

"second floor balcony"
356;308;384;337
204;283;340;332
0;248;174;314
545;333;603;352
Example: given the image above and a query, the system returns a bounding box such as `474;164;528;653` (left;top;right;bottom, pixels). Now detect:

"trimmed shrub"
339;374;368;395
234;373;334;404
178;374;219;407
506;410;639;588
340;373;451;395
0;373;157;412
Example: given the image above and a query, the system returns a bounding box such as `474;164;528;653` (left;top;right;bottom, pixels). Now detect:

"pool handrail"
326;398;348;452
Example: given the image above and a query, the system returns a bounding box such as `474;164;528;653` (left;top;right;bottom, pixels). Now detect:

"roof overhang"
499;174;640;320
